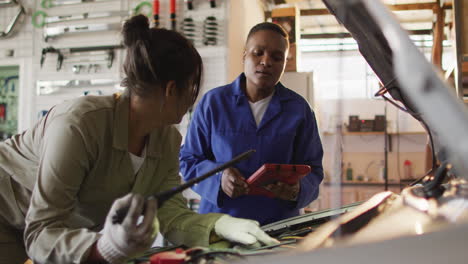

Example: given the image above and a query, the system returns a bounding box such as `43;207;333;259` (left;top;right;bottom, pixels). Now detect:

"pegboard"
0;0;229;130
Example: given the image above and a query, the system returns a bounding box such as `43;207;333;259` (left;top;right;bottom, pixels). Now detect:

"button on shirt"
180;73;324;225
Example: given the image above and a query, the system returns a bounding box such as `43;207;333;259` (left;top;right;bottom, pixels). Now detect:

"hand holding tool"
98;193;159;263
112;149;256;224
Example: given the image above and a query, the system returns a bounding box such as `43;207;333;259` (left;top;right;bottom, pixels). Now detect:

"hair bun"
122;15;150;47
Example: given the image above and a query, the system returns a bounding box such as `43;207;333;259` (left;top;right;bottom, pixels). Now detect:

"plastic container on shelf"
379;160;385;182
403;160;413;179
345;162;353;181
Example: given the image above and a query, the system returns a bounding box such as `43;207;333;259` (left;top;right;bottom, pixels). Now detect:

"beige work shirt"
0;93;222;263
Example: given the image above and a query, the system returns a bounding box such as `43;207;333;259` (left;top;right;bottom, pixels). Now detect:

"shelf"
323;131;426;136
344;131;385;135
323;181;402;187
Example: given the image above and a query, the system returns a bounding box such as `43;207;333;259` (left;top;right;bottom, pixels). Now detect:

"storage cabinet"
310;131;426;211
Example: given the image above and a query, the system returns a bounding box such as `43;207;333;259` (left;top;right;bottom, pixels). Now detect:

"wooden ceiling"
261;0;453;38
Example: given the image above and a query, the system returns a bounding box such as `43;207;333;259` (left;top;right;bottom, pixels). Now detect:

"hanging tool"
3;76;19;93
203;16;218;46
153;0;159;27
72;64;85;74
33;1;152;28
112;149;256;224
184;0;193;10
170;0;176;31
40;47;64;71
41;0;112;9
41;44;123;71
43;23;121;42
0;0;26;39
0;0;18;7
32;10;129;28
37;79;118;95
134;1;152;17
181;17;196;43
209;0;216;8
83;90;103;96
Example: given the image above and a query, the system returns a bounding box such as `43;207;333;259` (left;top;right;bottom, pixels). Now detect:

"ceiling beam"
287;2;453;18
301;29;433;39
387;3;437;11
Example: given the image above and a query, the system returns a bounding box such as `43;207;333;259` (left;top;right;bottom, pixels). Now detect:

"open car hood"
130;2;468;263
321;0;468;179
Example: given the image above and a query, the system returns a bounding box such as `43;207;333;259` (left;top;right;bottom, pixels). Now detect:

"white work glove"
97;193;159;264
214;215;279;247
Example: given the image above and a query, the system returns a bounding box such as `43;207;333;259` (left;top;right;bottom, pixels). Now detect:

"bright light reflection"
414;222;424;235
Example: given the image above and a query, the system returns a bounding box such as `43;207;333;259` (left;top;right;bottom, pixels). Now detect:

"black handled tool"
185;0;193;10
153;0;159;28
112;149;256;224
170;0;176;31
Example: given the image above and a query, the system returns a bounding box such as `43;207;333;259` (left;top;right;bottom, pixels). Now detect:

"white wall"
297;46;447;181
227;0;265;82
296;48;453;134
0;0;233;133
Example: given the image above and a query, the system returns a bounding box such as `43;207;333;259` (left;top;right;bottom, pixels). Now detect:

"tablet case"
246;164;311;198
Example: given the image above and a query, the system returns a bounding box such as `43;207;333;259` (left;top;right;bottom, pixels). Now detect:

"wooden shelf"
323;131;426;136
323;181;402;187
344;131;386;135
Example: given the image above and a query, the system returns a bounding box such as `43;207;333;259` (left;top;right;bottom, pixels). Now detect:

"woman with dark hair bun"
0;15;276;264
180;22;324;225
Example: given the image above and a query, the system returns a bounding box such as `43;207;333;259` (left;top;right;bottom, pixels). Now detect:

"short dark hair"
121;15;202;105
246;22;289;43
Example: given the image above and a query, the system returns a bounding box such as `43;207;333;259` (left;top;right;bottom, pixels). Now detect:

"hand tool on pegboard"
181;17;195;43
41;44;123;70
184;0;193;10
203;16;218;45
40;0;112;8
36;79;118;95
0;0;26;39
153;0;159;27
32;10;129;28
43;23;121;42
170;0;176;31
209;0;216;8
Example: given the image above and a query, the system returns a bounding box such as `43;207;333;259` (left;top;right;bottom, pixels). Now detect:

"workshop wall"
299;48;429;208
0;0;233;134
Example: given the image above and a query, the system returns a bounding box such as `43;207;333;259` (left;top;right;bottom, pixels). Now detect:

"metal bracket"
32;10;130;28
40;45;122;71
37;79;118;95
40;0;112;9
44;23;121;42
41;47;64;71
0;0;26;39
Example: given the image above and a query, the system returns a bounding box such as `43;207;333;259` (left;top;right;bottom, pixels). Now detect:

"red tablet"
246;164;311;198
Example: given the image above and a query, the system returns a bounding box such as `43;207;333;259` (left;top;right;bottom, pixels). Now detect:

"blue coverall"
180;74;324;225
